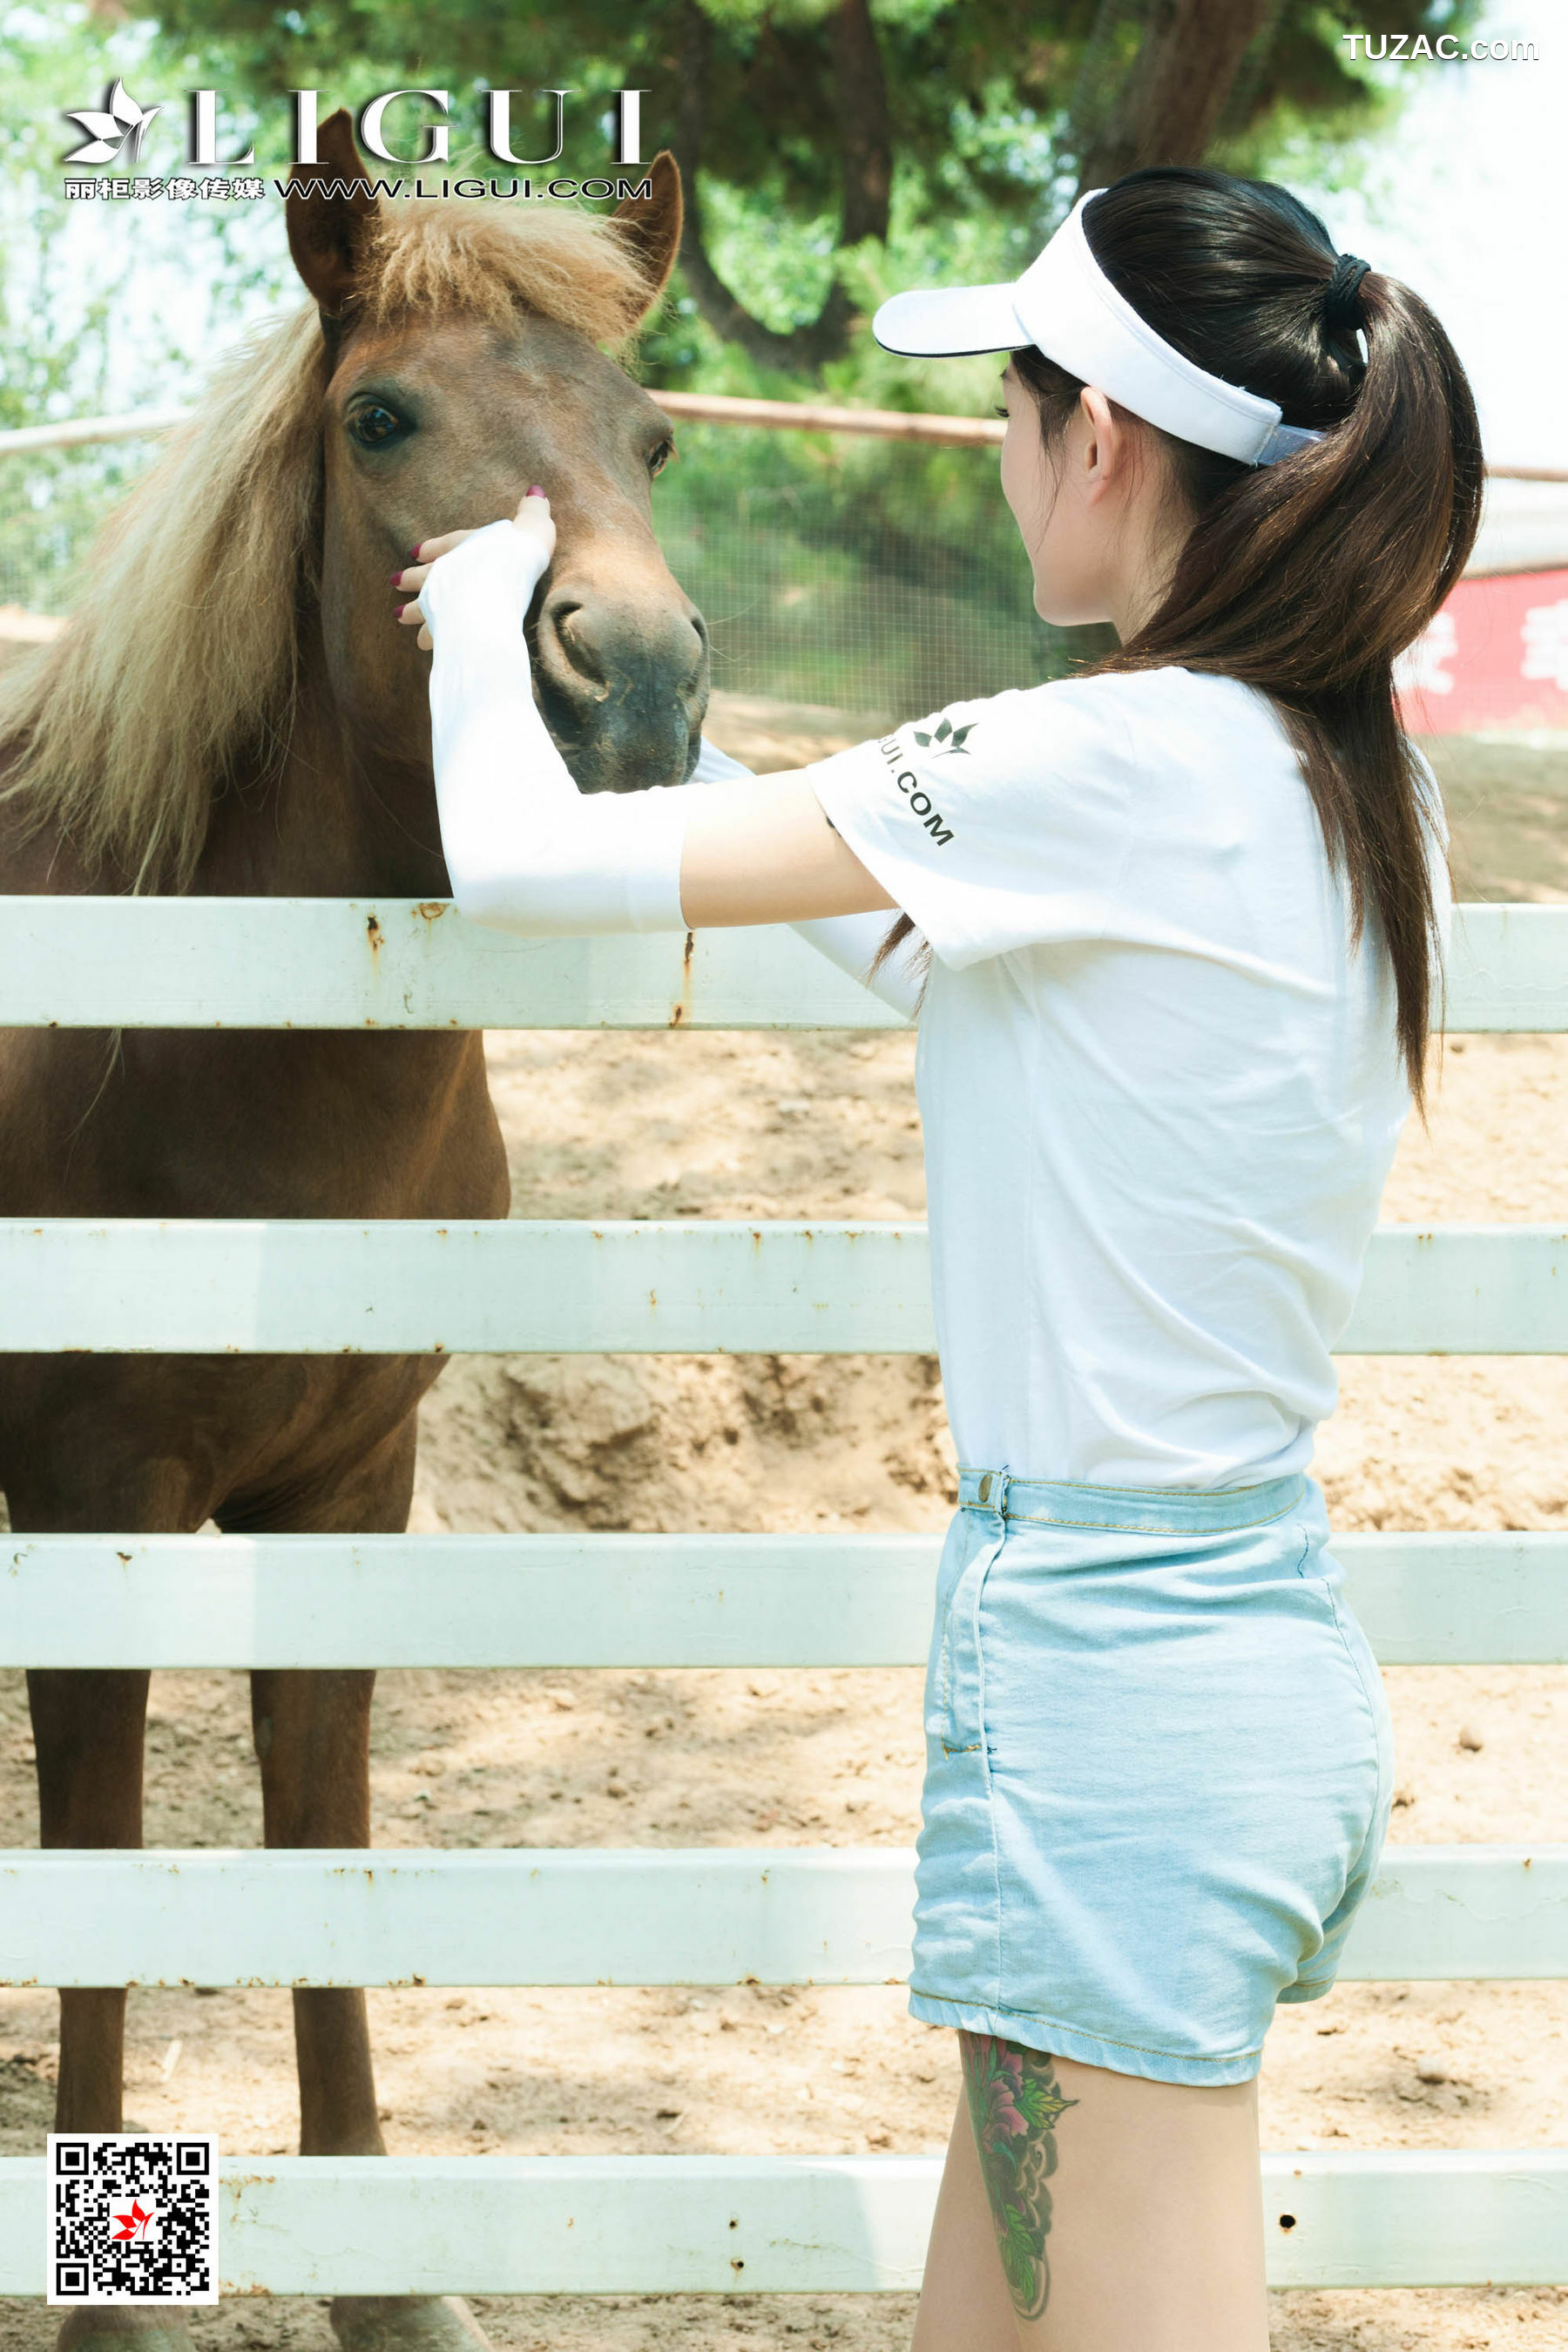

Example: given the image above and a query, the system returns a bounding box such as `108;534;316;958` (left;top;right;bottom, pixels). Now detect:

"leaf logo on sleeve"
912;715;976;754
876;732;957;846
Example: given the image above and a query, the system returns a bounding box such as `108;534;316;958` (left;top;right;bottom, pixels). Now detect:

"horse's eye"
349;404;402;449
648;438;674;477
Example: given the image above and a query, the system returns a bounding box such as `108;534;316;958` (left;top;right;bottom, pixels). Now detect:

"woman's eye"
993;404;1008;419
349;405;402;449
648;438;674;477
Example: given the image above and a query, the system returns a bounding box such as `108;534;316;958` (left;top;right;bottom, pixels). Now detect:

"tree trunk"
1078;0;1273;191
673;0;892;375
831;0;893;247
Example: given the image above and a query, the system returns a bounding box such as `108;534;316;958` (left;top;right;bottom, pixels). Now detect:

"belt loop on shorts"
975;1467;1011;1517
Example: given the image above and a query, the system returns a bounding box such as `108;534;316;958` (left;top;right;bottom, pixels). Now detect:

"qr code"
47;2134;218;2305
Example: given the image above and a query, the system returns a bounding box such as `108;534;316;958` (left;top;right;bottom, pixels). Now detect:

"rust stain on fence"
365;914;384;956
670;929;696;1027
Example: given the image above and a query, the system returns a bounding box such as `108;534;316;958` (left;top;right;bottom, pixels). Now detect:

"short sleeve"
1409;743;1453;957
802;680;1139;969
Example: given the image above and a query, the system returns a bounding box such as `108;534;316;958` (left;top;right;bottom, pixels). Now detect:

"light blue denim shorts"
909;1466;1395;2085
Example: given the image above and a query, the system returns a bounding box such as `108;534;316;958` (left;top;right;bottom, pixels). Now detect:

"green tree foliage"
0;3;284;609
12;0;1480;700
124;0;1480;383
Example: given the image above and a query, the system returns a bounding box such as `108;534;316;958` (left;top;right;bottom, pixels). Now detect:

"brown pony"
0;113;704;2352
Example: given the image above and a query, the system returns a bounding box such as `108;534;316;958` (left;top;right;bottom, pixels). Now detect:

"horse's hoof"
328;2296;495;2352
54;2316;199;2352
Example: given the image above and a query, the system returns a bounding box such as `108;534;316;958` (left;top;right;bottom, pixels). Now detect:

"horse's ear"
609;151;683;323
287;107;377;320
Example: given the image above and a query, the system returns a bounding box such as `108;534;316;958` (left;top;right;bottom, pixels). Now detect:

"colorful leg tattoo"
959;2030;1079;2324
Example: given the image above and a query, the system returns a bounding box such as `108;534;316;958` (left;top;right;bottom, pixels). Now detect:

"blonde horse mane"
0;197;654;890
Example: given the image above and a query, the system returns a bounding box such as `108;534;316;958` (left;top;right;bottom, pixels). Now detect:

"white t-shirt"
806;666;1449;1491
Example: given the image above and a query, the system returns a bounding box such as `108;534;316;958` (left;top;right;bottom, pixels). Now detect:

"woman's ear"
1078;386;1130;497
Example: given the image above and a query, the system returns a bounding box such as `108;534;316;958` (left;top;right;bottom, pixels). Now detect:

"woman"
395;166;1479;2349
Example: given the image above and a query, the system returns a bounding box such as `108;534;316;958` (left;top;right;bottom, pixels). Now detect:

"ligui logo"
64;79;649;170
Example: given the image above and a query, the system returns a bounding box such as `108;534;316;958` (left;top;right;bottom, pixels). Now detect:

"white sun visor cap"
872;189;1321;469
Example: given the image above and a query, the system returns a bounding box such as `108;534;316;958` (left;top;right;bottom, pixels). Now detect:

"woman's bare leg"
911;2088;1022;2352
912;2032;1269;2352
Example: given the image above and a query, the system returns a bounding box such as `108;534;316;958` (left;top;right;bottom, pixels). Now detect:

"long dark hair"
880;166;1483;1112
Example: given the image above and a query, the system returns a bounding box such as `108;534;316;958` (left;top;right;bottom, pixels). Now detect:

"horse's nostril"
543;595;608;692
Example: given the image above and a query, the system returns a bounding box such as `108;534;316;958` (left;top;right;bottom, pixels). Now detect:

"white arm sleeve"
690;733;923;1021
422;519;705;936
422;518;921;1014
790;909;924;1021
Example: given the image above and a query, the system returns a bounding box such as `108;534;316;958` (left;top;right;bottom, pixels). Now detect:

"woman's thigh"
913;2034;1268;2352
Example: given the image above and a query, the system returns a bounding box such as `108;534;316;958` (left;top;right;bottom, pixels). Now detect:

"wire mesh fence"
0;415;1078;729
648;421;1074;729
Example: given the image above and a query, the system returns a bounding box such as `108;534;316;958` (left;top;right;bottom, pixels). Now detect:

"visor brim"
871;282;1031;358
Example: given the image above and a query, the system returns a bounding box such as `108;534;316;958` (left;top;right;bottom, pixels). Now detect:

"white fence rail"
0;1219;1564;1355
2;1530;1563;1666
0;897;1559;1031
0;1845;1558;1990
1;2148;1564;2295
1;893;1565;2294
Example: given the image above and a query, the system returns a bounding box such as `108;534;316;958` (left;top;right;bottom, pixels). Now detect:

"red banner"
1396;568;1568;734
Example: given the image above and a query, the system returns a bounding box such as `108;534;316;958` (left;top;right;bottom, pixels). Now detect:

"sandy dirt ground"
1;719;1566;2349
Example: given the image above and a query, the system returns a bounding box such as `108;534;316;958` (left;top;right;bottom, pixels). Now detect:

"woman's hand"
395;487;556;650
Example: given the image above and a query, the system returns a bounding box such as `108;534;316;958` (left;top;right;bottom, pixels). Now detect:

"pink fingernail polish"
395;604;406;619
526;486;545;497
406;544;421;561
389;571;402;586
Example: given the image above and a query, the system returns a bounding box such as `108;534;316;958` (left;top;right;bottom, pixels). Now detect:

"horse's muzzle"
533;578;710;793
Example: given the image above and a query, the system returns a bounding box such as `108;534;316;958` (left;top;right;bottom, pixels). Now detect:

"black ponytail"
1029;166;1483;1109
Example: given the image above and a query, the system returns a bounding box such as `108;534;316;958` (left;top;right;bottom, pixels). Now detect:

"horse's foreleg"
230;1413;422;2163
26;1666;152;2132
15;1453;210;2139
247;1662;385;2154
230;1409;502;2352
14;1452;212;2352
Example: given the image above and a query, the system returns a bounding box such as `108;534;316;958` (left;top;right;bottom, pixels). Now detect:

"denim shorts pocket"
938;1524;1003;1756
